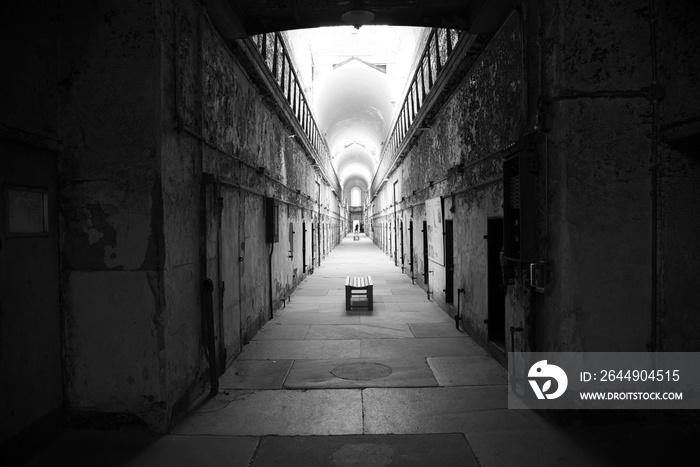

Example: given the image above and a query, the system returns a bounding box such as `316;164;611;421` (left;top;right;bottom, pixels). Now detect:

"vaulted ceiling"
312;50;404;189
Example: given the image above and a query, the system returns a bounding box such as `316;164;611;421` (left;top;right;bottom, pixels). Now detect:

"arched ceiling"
315;59;394;188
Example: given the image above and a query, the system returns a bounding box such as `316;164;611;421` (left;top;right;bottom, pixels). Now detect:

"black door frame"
445;219;454;304
487;217;506;347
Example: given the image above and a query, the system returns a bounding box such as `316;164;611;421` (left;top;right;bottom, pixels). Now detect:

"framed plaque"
5;186;49;236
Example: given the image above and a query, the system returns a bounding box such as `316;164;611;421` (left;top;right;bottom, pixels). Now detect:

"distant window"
350;188;361;207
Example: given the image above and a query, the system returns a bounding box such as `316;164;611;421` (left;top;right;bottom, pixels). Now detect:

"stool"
345;275;373;311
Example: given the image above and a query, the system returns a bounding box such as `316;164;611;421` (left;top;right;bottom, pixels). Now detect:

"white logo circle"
528;360;568;400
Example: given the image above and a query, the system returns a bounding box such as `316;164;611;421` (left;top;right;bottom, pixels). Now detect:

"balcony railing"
252;32;330;165
374;28;465;192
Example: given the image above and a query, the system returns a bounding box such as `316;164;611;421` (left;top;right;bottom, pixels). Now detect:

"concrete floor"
27;234;698;466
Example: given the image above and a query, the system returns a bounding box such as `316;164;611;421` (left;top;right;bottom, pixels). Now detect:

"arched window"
350;187;362;207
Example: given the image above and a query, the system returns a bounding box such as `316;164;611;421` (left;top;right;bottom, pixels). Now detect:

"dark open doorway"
302;221;307;273
317;222;321;266
400;220;405;272
409;221;414;275
487;217;505;350
422;220;429;286
311;222;315;270
445;219;454;304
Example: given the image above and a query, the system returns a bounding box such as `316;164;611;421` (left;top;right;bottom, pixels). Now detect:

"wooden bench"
345;275;373;311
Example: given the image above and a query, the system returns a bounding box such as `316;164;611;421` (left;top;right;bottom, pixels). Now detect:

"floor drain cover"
331;362;393;380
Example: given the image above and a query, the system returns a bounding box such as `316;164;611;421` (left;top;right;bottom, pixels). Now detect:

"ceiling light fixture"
341;9;375;29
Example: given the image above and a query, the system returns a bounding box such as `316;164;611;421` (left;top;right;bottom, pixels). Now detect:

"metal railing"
376;28;464;189
252;32;330;165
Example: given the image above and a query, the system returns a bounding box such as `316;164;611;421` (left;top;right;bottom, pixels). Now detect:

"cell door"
400;221;405;271
219;186;241;362
386;223;389;254
409;221;414;274
317;221;321;265
422;221;429;286
487;218;506;347
394;220;398;264
302;221;307;273
445;219;454;303
311;222;315;268
238;192;268;345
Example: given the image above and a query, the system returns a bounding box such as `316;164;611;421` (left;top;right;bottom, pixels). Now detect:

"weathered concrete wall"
58;0;168;430
542;0;653;352
160;0;206;423
538;0;700;352
547;98;652;351
655;0;700;351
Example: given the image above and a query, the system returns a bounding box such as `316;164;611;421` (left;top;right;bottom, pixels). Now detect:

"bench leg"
345;287;351;311
368;286;373;311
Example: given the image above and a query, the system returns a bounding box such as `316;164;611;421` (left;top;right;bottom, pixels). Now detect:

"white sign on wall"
425;197;444;266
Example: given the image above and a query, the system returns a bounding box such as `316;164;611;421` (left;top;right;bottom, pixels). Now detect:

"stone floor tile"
172;389;363;436
409;323;465;338
253;323;309;340
25;431;259;467
218;359;293;389
239;339;361;359
465;429;614;467
272;311;361;324
360;337;485;358
250;434;478;467
305;323;413;340
427;355;508;386
360;311;453;325
363;386;507;434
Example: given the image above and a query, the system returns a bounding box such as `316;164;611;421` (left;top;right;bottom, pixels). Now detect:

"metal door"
487;218;505;345
219;185;241;362
445;219;454;303
422;221;429;286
